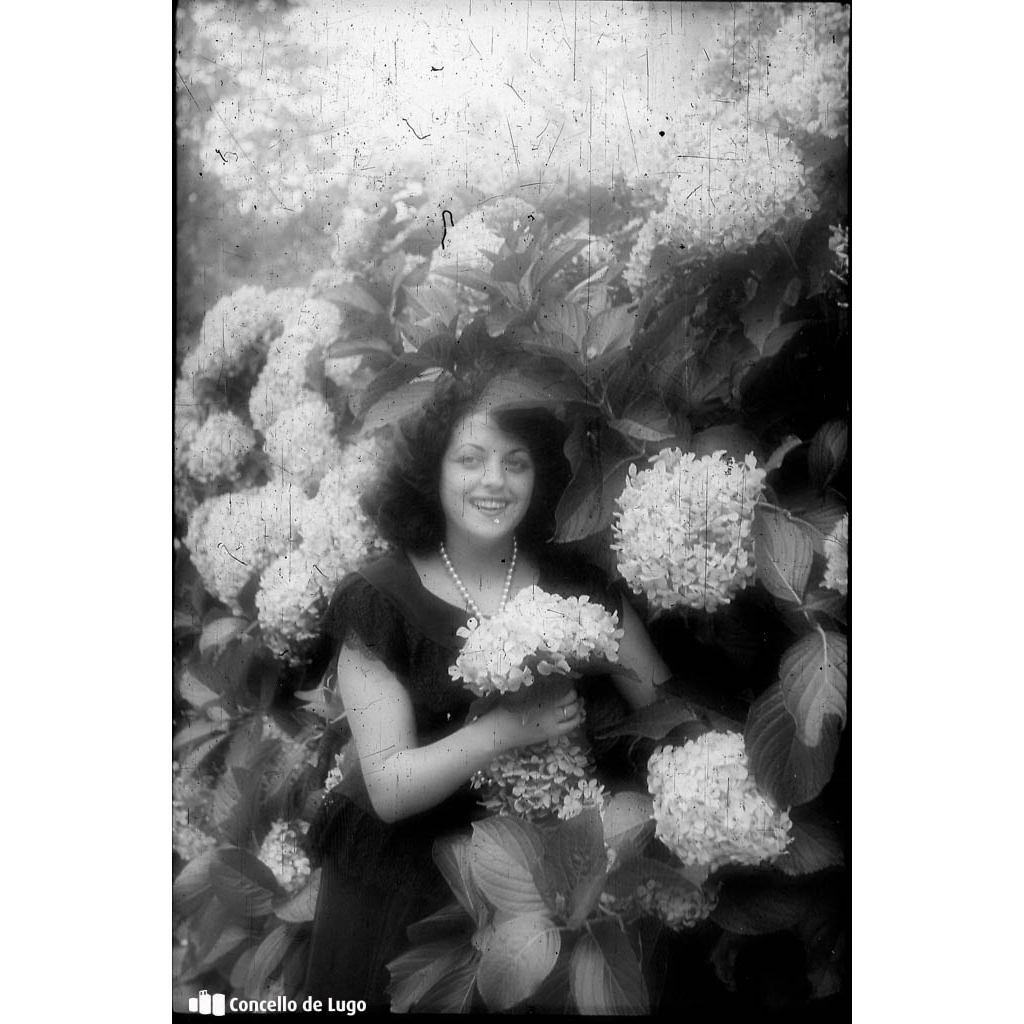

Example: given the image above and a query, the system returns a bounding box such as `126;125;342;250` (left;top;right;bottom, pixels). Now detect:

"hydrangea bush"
174;2;849;1011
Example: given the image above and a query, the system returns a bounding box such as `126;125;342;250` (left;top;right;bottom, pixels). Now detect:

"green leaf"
272;868;321;923
173;718;228;751
410;944;480;1012
321;281;385;318
584;306;636;360
790;489;846;538
689;424;763;463
536;298;588;351
178;670;222;710
601;792;654;868
783;629;848;745
434;833;488;925
531;236;590;293
774;818;845;877
608;417;673;443
554;422;638;543
360;377;441;433
603;856;699;903
387;937;477;1013
198;616;249;655
740;268;802;355
595;697;704;741
570;920;649;1014
745;682;837;807
808;420;848;491
172;849;216;916
243;924;293;996
761;319;811;359
765;435;803;472
753;506;814;604
209;847;283;920
469;818;549;916
406;901;475;946
475;913;561;1011
293;683;346;725
481;366;591;413
546;807;608;928
195;924;251;972
711;877;817;935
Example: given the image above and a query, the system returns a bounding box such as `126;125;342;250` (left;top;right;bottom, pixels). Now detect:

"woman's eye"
458;455;481;467
505;458;530;473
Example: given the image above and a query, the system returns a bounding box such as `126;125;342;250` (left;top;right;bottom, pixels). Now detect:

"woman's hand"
483;685;582;753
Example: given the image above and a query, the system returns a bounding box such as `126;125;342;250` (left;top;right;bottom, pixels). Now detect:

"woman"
302;365;671;1010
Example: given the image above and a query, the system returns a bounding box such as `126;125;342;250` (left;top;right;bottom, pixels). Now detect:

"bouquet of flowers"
449;587;623;697
448;587;623;820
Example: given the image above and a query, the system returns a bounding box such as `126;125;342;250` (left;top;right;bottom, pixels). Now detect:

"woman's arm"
607;599;672;710
337;642;583;823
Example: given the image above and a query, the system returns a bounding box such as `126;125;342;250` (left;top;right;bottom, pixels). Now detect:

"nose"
480;453;505;488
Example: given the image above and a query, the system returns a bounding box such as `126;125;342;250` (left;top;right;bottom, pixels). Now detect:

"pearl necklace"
439;538;517;620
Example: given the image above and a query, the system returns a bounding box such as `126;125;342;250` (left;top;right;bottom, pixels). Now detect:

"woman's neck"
440;533;516;583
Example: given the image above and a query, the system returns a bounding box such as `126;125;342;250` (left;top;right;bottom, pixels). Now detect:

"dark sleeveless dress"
301;549;626;1012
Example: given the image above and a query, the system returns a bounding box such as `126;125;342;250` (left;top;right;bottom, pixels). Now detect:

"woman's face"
439;409;536;549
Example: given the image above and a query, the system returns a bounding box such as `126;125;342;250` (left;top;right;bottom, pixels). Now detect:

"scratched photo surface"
173;2;850;1016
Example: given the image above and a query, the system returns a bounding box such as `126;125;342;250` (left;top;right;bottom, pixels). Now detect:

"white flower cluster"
634;877;719;930
181;286;278;384
703;5;850;144
450;588;623;697
257;820;311;895
255;548;331;662
255;442;387;661
172;761;216;863
184;482;307;609
471;734;605;821
602;876;719;931
184;411;257;485
648;732;792;874
263;397;345;495
625;115;819;292
248;322;329;435
613;448;767;613
823;514;849;596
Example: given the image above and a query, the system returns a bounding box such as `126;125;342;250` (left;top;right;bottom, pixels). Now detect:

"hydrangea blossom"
263;397;345;495
300;449;389;588
625;115;819;292
184;483;307;608
450;588;623;696
248;323;327;434
257;820;311;895
181;286;277;384
184;411;257;485
471;734;605;821
648;732;792;874
602;876;719;931
613;448;767;613
255;548;329;663
701;4;850;143
822;514;849;596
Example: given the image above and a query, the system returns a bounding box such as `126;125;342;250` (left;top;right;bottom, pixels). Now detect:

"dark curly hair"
362;371;571;554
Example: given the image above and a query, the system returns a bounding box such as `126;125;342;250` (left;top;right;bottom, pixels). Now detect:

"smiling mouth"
470;499;509;514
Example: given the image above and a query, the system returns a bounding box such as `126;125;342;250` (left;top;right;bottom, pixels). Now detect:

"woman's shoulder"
328;549;468;653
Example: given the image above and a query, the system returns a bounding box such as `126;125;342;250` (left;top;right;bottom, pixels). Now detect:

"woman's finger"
554;688;578;707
